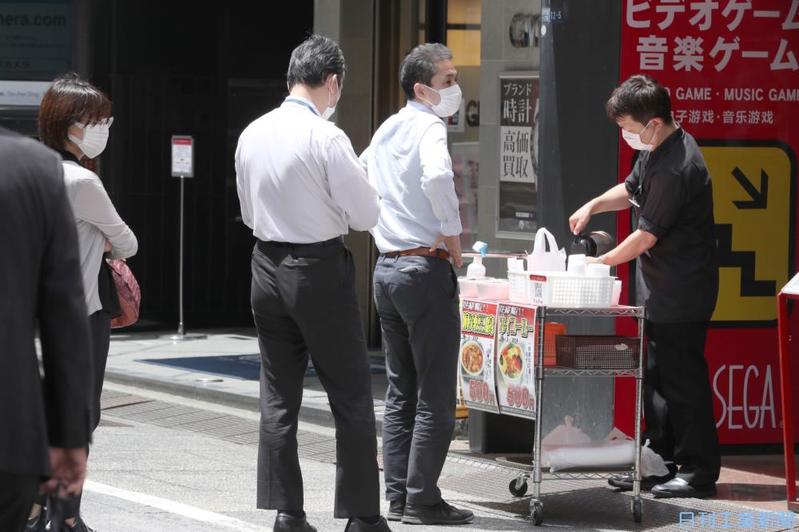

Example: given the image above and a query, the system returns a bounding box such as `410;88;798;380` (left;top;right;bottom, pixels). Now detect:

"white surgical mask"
322;80;340;121
68;117;113;159
424;84;462;118
621;121;654;152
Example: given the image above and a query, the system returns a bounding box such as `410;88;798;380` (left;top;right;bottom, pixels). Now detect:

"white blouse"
62;160;138;315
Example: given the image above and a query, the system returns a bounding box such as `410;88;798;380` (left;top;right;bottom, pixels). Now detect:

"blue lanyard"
285;97;319;117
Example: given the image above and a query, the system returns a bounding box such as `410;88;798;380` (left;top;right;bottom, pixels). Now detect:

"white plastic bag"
541;416;591;468
541;416;591;446
640;439;671;477
527;228;566;272
548;440;636;472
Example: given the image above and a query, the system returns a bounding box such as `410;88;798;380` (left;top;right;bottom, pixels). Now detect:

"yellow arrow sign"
701;143;795;324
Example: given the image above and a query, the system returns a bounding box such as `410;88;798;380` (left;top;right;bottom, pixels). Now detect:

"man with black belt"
235;35;390;532
570;74;720;498
361;43;473;525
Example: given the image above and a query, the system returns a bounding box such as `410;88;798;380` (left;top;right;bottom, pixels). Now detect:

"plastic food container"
475;278;510;300
458;277;480;298
586;263;611;277
611;279;622;306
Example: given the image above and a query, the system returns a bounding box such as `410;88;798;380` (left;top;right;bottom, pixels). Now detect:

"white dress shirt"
235;96;380;243
361;100;462;254
63;160;138;315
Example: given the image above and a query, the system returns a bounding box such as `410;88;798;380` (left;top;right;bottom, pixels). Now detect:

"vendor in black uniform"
569;74;720;499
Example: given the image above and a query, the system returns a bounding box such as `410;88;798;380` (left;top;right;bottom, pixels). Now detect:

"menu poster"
496;303;537;419
460;299;500;413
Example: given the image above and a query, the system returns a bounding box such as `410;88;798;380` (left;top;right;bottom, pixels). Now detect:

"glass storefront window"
444;0;481;249
446;0;481;67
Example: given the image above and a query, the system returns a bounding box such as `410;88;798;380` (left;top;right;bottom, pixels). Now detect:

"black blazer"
0;127;93;477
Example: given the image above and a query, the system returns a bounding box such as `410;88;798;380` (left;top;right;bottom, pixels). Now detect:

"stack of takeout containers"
507;231;622;308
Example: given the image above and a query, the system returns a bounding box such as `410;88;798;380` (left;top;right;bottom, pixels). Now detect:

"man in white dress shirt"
361;43;472;526
235;34;390;532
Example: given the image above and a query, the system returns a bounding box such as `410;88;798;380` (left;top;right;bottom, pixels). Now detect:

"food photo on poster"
496;303;537;418
459;299;500;413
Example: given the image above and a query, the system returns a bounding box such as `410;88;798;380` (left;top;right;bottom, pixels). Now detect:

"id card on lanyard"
285;97;320;117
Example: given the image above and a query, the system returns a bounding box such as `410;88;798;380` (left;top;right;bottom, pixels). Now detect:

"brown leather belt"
381;247;450;261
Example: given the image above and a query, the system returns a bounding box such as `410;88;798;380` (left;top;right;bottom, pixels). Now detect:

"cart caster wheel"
530;500;544;526
632;498;642;523
509;476;528;497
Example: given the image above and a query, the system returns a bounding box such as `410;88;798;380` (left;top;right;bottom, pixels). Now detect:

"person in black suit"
0;126;94;531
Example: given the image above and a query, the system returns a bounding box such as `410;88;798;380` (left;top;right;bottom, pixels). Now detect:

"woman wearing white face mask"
35;73;138;532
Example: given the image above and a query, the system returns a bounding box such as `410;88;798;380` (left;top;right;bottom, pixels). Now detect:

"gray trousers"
251;239;380;518
374;255;460;505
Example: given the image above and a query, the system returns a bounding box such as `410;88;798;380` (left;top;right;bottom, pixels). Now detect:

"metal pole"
533;308;546;494
778;294;798;510
633;309;645;494
177;176;185;336
162;175;206;342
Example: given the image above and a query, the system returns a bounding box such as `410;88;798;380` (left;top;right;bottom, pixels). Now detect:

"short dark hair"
400;43;453;100
286;34;346;89
38;73;112;151
606;74;673;126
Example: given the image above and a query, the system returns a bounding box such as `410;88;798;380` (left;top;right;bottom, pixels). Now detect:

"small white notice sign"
0;81;52;106
171;135;194;177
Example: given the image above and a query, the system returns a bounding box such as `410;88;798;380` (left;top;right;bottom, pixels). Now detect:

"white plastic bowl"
475;278;510;300
458;277;479;298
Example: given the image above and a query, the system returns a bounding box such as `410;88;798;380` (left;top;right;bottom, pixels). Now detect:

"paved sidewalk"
106;327;388;430
103;329;799;531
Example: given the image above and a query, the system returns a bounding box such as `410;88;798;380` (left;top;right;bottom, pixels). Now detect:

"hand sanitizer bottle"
467;241;488;278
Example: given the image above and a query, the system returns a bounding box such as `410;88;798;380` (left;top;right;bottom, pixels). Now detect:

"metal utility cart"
507;304;646;526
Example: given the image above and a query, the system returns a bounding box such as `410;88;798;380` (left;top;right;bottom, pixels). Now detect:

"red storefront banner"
618;0;799;444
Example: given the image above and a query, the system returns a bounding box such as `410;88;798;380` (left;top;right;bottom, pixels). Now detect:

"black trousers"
89;309;111;432
0;472;39;531
643;320;720;485
251;240;380;519
374;255;460;505
65;309;111;519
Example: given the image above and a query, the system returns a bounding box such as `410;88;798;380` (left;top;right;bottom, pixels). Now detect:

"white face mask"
68;117;113;159
621;121;654;152
423;84;462;118
322;79;340;121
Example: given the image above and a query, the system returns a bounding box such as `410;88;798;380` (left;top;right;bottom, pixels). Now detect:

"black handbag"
26;492;70;532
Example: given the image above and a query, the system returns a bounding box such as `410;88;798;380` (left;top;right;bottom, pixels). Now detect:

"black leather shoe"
69;517;96;532
651;477;717;499
24;514;44;532
387;500;405;522
402;500;474;525
274;512;317;532
344;516;392;531
608;470;675;491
